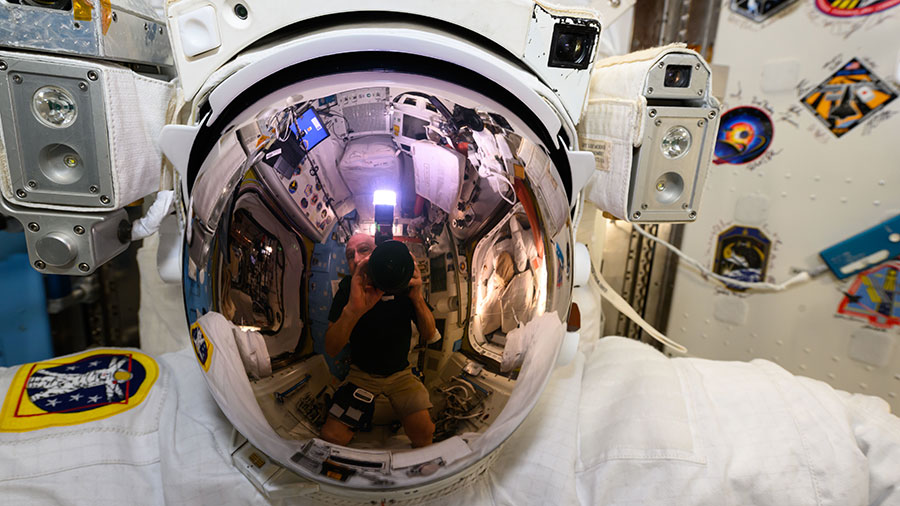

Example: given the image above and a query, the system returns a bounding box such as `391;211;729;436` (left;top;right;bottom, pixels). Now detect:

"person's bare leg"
401;409;435;448
320;415;355;446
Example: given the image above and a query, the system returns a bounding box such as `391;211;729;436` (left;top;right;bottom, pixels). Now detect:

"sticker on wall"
713;107;774;165
0;350;158;432
816;0;900;16
801;58;897;137
837;260;900;328
190;322;214;372
713;226;772;290
731;0;798;21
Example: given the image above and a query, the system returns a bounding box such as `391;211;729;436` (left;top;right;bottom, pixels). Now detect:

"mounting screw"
697;89;704;96
74;225;85;235
658;62;664;69
648;109;657;118
695;63;701;70
12;74;22;84
27;222;40;232
609;0;621;6
64;155;78;167
697;119;705;127
234;3;248;19
632;211;641;220
688;211;697;220
34;260;46;270
87;70;98;81
655;118;662;126
0;61;6;71
78;81;87;91
159;26;164;34
78;262;90;272
15;188;26;199
27;180;36;188
111;11;117;22
89;185;98;193
640;203;648;210
647;87;654;95
682;203;689;209
708;110;717;119
144;22;149;30
100;195;111;205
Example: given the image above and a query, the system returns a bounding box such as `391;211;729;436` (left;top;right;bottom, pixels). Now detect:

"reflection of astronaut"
26;357;131;403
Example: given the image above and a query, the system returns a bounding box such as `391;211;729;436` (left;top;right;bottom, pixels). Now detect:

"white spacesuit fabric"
575;336;900;506
0;347;267;505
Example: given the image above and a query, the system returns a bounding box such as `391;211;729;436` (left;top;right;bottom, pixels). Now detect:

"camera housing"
548;23;599;70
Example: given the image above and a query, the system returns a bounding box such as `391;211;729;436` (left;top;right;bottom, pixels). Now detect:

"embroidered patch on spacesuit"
190;322;214;372
837;260;900;328
816;0;900;17
729;0;797;22
801;59;897;138
0;350;158;432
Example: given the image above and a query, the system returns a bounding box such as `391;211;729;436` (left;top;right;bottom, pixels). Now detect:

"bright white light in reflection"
373;190;397;206
238;325;262;332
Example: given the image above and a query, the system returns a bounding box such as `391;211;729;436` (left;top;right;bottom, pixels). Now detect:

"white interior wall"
665;1;900;412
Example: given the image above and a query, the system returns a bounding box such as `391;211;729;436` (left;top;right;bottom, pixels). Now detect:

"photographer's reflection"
321;233;436;447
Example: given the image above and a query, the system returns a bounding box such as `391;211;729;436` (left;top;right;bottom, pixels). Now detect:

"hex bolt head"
15;188;26;199
87;70;98;81
28;222;40;232
74;225;85;235
100;195;111;205
34;260;46;270
89;185;98;193
649;109;657;118
78;262;90;272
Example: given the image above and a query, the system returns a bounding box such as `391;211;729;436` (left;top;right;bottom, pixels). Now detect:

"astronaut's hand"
408;254;424;301
347;259;383;317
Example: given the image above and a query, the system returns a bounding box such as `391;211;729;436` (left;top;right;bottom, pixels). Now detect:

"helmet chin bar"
181;68;574;493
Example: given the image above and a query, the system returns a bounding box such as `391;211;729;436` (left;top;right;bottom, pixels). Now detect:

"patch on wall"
837;260;900;328
0;350;158;432
731;0;798;21
713;107;774;165
713;225;772;291
801;58;897;137
816;0;900;17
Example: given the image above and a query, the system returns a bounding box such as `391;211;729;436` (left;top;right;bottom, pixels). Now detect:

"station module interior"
199;83;571;451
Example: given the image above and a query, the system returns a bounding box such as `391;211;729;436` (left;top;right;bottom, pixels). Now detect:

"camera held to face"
367;240;414;295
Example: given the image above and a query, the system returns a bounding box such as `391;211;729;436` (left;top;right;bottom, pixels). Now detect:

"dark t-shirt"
328;276;417;376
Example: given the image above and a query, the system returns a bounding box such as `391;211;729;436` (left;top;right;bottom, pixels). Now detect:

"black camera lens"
368;240;414;295
555;34;586;65
664;65;692;88
548;23;599;70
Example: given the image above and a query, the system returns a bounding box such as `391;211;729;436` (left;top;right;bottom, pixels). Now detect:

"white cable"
631;224;811;291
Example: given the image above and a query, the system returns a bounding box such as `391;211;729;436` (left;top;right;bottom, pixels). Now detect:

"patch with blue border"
713;225;771;291
0;349;158;432
190;322;214;372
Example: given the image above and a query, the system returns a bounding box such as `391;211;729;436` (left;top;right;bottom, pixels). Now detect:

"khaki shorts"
342;366;433;420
